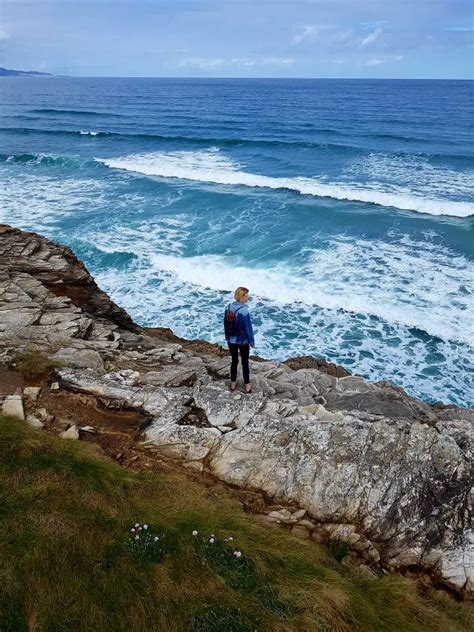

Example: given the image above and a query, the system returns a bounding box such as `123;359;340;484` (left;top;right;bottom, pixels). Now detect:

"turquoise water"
1;78;473;406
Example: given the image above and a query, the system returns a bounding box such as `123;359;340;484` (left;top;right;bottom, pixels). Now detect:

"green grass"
328;540;350;563
0;414;472;632
13;347;61;382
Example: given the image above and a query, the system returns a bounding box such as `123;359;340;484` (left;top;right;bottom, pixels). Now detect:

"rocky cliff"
0;224;472;595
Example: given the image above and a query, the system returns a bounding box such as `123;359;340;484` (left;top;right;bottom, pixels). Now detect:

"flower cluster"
125;522;165;563
192;530;243;562
191;529;256;591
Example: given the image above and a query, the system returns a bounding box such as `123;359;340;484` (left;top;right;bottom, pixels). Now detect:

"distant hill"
0;66;54;77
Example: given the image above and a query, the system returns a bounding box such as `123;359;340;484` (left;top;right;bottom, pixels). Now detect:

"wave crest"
97;149;474;218
80;130;108;136
4;152;92;168
28;108;124;117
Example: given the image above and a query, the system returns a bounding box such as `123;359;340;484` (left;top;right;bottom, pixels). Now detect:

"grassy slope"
0;415;472;632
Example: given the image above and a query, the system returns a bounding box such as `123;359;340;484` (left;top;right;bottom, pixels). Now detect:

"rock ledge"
0;224;472;595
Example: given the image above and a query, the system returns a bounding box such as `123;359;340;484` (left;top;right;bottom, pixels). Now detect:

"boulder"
50;348;104;372
60;425;79;440
291;525;311;539
23;386;41;402
2;395;25;420
26;415;45;429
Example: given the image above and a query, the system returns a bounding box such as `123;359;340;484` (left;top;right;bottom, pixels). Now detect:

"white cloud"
150;49;190;54
0;27;9;42
366;57;384;66
331;30;353;45
358;28;382;48
178;57;224;70
366;55;403;66
261;57;294;66
292;25;318;45
229;57;293;68
234;58;256;68
178;56;294;70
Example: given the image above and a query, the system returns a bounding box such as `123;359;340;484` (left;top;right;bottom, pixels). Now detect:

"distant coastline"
0;66;54;77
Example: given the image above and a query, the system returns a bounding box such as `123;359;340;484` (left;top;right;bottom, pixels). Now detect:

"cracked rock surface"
0;223;472;594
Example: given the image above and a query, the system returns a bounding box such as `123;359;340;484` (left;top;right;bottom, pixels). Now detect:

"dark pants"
228;343;250;384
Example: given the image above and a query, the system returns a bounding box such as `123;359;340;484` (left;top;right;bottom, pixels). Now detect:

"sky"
0;0;473;79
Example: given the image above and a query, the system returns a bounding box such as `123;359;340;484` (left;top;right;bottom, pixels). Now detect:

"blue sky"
0;0;473;78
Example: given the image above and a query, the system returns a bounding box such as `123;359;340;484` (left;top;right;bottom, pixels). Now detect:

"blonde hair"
234;286;249;301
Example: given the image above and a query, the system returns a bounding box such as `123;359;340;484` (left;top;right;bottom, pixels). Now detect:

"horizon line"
3;74;473;81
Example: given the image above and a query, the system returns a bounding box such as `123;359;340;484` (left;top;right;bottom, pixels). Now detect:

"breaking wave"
98;149;474;218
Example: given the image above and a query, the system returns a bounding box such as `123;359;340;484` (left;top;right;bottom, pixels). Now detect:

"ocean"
0;77;473;407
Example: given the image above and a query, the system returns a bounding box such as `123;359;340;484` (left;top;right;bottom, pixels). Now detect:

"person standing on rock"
224;287;255;394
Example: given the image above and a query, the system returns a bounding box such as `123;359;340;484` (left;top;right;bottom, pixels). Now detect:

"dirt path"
2;365;267;513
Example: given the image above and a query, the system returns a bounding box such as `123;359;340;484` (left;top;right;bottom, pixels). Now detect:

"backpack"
224;303;244;338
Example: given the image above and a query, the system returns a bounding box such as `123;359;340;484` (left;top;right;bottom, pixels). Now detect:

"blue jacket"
224;301;255;347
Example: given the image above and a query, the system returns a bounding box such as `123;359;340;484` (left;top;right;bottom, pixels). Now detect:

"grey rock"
363;547;381;564
310;531;324;543
267;511;285;522
292;508;306;520
140;367;196;387
23;386;41;402
79;425;96;434
55;418;72;431
298;403;344;421
51;348;104;372
26;414;44;428
291;525;311;539
357;564;378;581
2;395;25;420
193;383;265;429
36;408;49;421
0;224;138;334
60;425;79;440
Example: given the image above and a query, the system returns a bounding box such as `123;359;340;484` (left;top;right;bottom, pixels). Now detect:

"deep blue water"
1;78;473;406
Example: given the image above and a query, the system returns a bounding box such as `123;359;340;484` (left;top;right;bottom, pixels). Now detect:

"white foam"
81;214;473;406
89;216;193;257
94;249;474;407
80;130;109;136
86;214;473;347
97;149;474;218
346;152;474;199
84;207;474;347
0;172;106;231
143;247;473;345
